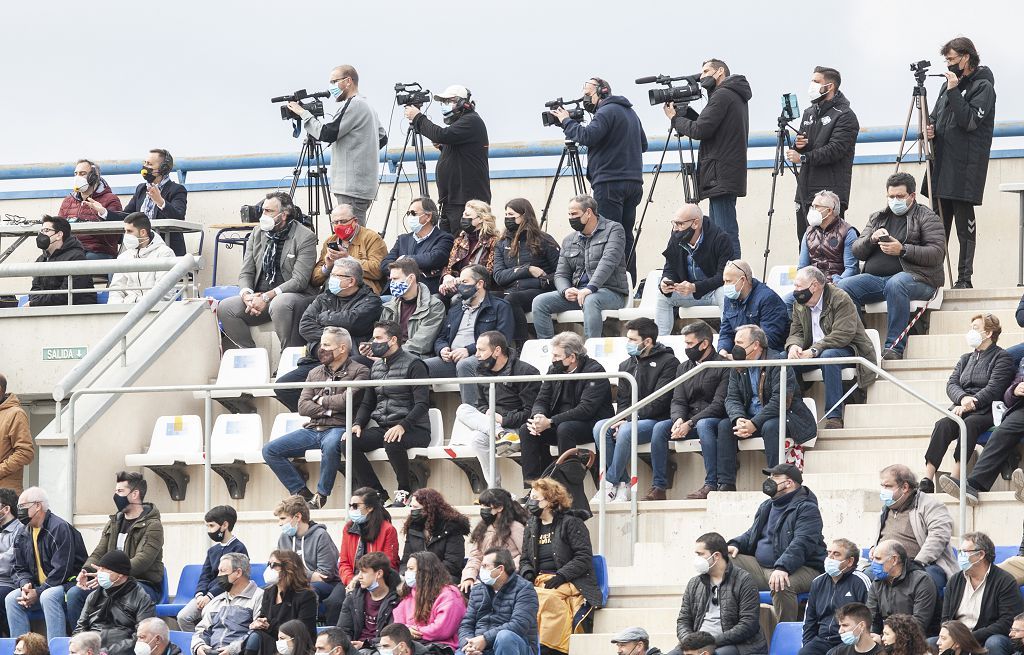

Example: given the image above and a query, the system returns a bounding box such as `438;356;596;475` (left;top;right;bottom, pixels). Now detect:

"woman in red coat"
58;160;123;258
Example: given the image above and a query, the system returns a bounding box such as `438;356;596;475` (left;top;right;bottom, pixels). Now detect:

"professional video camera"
541;97;585;127
239;199;313;231
395;82;431;107
637;74;703;109
271;89;330;120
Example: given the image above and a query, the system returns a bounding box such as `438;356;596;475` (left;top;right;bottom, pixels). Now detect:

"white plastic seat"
251;412;313;464
738;397;819;451
520;339;554;372
210;414;265;464
125;415;205;467
584;337;627;374
678;304;721;321
765;265;799;298
615;270;663;322
427;419;480;461
552;273;634;324
801;329;880;383
276;347;306;380
864;286;943;314
366;409;444;461
199;348;275;399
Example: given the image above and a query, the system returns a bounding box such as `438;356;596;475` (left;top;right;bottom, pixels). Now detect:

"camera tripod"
762;113;801;279
288;133;333;234
539;140;587;231
381;118;430;239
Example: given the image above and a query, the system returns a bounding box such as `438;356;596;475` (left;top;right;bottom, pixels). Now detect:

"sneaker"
590;480;616;504
495;430;521;456
686;484;716;500
824;417;844;430
307;493;327;510
919;478;935;494
938;475;979;506
612;483;631;503
952;279;973;289
389;490;411;508
642;486;667;501
882;348;903;361
1012;468;1024;503
296;487;314;502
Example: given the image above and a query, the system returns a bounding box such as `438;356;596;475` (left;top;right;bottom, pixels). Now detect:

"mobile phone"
327;241;341;251
878;235;894;243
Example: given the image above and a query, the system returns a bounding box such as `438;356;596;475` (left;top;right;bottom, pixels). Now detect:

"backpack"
540;448;595;518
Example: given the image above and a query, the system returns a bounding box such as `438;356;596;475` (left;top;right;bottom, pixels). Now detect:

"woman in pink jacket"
392;551;466;650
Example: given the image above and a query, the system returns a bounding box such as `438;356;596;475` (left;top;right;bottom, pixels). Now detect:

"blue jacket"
12;510;88;592
728;486;827;575
197;537;248;597
459;572;538;649
561;96;648;186
803;568;871;646
380;228;456;294
434;293;515;355
717;278;790;354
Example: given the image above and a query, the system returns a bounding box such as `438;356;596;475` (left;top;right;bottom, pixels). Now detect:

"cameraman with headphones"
551;77;647;278
87;148;189;256
404;85;491;235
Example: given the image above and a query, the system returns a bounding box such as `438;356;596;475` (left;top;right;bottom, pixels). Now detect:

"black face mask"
461;219;477;233
504;218;520;234
569;217;585;232
370;341;391;358
526;499;543;516
208;529;226;543
731;345;748;361
947;58;964;77
456;283;478;301
409;508;425;525
16;506;31;526
677;227;696;242
684;342;706;363
700;76;717;91
141;167;158;183
35;234;52;250
551;360;567;374
113;494;131;513
479;507;496;524
215;573;232;593
582;96;597;114
793;288;813;305
762;478;779;498
477;356;498;373
317;347;335;365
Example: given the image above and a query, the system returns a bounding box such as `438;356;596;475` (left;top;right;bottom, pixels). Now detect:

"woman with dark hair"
938;620;989;655
392;551;467;649
400;488;471;583
520;478;602;655
330;488;400;619
246;550;318;655
276;619;316;655
881;614;931;655
460;488;528;593
491;198;560;344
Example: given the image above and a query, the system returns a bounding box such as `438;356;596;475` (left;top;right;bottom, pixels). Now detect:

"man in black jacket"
27;216;97;307
552;77;648;277
405;86;490;235
939;532;1021;655
380;197;456;295
455;331;541;488
338;552;399;649
666;60;751;258
87;148;188;256
657;204;731;335
786;66;859;240
73;550;155;655
801;539;870;655
866;540;937;636
728;464;827;622
518;331;612;486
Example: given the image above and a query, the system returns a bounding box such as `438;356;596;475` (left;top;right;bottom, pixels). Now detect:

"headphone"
150;149;174;176
459;90;474;112
590;77;611;99
78;160;99;187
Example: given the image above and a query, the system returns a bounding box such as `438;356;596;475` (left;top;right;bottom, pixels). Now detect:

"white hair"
19;487;48;509
138;617;169;640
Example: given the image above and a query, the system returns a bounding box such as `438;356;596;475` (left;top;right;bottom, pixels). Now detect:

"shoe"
939;475;979;506
307;493;327;510
612;483;631;503
1001;452;1021;481
296;487;314;502
1012;468;1024;503
643;486;667;501
388;490;410;508
952;279;973;289
495;430;521;456
882;348;903;361
919;478;935;494
590;480;616;504
686;484;716;500
824;418;844;430
717;484;737;492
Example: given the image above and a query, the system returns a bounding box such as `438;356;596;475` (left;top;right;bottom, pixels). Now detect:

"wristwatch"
799;154;807;164
810;347;819;357
261;293;272;303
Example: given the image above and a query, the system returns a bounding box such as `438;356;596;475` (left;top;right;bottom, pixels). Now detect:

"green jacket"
785;283;877;388
85;503;164;588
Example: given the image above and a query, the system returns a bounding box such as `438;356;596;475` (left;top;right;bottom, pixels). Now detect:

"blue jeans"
708;195;740;258
794;346;855;419
65;580;162;632
655;287;723;336
594;419;657;485
1006;343;1024;370
531;288;626;339
263;427;344;496
6;585;72;642
837;272;935;354
649;417;722;488
458;629;531;655
592;181;643;278
717;416;787;484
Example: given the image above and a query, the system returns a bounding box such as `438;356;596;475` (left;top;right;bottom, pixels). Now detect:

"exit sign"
43;347;87;361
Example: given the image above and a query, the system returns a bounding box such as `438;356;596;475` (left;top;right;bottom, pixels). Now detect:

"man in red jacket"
58;159;123;259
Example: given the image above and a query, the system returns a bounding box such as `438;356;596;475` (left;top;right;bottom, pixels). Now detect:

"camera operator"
925;37;996;289
786;67;859;241
404;85;491;235
288;65;386;225
664;60;751;259
551;77;647;278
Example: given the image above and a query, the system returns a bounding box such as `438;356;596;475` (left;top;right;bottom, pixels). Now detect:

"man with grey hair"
518;331;613;486
718;324;817;483
288;65;386;225
311;204;388;293
137;616;180;655
275;256;381;412
192;553;263;655
785;265;876;429
866;539;937;635
793;191;859;307
70;632;102;655
717;259;789;357
532;195;629;339
264;325;369;509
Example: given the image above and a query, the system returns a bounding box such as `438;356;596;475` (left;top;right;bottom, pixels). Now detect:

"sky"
1;0;1021;183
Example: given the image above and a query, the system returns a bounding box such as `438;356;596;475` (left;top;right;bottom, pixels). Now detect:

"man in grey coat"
0;488;24;637
218;192;318;351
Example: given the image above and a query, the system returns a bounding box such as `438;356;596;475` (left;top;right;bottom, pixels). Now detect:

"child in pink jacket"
393;552;467;649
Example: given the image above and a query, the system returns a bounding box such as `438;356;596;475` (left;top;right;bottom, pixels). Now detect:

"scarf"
261;221;294;288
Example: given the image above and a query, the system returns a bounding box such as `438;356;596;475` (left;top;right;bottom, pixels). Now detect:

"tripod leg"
381;127;417;239
289;139;310;199
917;93;953;285
894;95;918;172
539;147;570;231
628;127;673;265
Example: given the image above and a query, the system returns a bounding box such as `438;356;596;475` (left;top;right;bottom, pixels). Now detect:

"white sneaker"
590;480;616;504
612;483;631;503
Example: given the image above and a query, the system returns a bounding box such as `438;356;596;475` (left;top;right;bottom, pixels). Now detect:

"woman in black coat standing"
400;488;470;583
245;550;318;655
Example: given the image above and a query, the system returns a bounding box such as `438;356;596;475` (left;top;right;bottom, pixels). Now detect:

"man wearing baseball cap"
72;550;156;655
404;85;491;235
610;627;663;655
726;464;827;623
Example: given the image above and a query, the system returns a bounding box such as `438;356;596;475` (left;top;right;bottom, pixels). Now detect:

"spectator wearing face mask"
802;542;870;655
107;213;175;304
337;552;400;652
438;200;500;303
461;489;528;594
371;259;445;359
381;198;456;295
72;550;155;655
190;553;263;655
459;548;538;655
176;506;248;633
26;216;96;307
790;190;859;310
311;204;388;294
273;497;340;619
58;159;123;259
865;540;938;637
716;260;789;358
244;551;318;655
825;603;876;655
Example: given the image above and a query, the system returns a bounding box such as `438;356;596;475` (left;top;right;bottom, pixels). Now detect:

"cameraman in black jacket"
666;60;751;259
787;66;859;241
405;85;491;235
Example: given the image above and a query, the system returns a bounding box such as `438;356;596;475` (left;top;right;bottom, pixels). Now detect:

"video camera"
395;82;431;107
637;74;703;109
271;89;330;120
541;97;585;127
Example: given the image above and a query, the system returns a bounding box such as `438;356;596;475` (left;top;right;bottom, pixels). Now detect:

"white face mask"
134;641;152;655
806;209;824;227
966;329;984;349
259;214;277;232
692;553;714;575
122;234;141;251
262;566;280;586
406;213;423;234
276;641;293;655
807;81;828;103
72;175;90;192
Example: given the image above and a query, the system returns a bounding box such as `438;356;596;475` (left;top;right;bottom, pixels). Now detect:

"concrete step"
883;357;960;380
867;379;949;405
605;584;684;608
592;607;678;634
929;309;1020;333
845;403;945;428
941;287;1022;311
905;332;1024;359
802;471;888;490
804;448;942;474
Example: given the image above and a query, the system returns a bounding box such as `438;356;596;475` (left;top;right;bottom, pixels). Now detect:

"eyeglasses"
330;76;351;85
405;210;422;217
39;228;56;235
330;218;355;226
348;502;364;510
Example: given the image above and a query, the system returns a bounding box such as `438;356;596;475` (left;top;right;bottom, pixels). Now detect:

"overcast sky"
1;0;1021;176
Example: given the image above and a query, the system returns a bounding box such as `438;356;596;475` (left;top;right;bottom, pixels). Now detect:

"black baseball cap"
762;463;803;485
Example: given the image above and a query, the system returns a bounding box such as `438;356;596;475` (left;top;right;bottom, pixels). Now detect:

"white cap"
434;85;470;102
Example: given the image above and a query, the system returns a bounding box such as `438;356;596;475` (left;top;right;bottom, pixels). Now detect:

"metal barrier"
0;257;196;304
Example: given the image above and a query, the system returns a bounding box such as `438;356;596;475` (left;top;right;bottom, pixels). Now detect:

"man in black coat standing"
405;85;490;235
666;59;751;259
786;66;859;240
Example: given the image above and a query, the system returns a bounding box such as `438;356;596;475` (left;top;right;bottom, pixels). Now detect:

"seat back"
160;564;170;603
211;414;264;456
0;639;16;655
592;554;609;606
519;339;553;373
865;329;882;367
766;265;798;298
585;337;627;374
803;397;818;422
769;622;803;655
277;347;306;379
169;632;193;654
428;408;445;447
270;413;310;442
172;564;204;602
148;416;203;455
993;401;1008;427
49;639;70;655
995;545;1017;564
216;348;271;388
250;563;267;586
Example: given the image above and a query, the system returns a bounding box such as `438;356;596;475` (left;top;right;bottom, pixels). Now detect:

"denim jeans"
594;419;658;485
531;288;626;339
708;195;740;258
592;180;643;278
7;585;72;642
794;346;855;419
424;355;482;405
649;417;723;489
458;629;532;655
1006;343;1024;370
655;287;723;336
837;272;935;354
263;427;345;496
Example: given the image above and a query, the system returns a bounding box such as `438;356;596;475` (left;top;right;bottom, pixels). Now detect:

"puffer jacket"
928;66;996;205
520;509;602;607
945;345;1014;415
58;182;124;256
851;202;946;290
85;504;165;589
717;278;790;354
108;233;176;304
531;354;613;427
866;559;938;635
0;393;35;492
357;349;430;431
492;232;560;292
297;358;371;430
554;218;629;297
670;349;730;424
74;578;156;655
380;282;446;357
676;562;767;655
616;343;680;420
434;293;515;356
401;516;472;582
729;485;827;574
459;572;537;649
794;91;859;207
299;284;383;358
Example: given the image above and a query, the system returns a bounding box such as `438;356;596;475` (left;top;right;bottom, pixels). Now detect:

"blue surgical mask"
404;570;417;588
390;279;411;297
96;571;114;589
441;105;455;117
329;85;342;99
281;521;298;538
888;197;910;216
328;277;343;295
840;629;859;646
723;284;740;300
365;578;379;592
481;566;500;586
871;560;890;581
349;509;368;524
879;488;896;507
824;558;844;577
957;551;975;572
625;342;642;357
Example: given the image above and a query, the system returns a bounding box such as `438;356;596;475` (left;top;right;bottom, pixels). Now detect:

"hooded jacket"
560;95;648;186
851;202;946;290
401;516;472;582
12;509;88;592
74;577;156;655
723;350;818;445
661;219;733;299
531;354;614;427
676;562;767;655
434;293;515;356
492;232;560;292
29;235;97;306
412;110;491;206
520;509;602;607
927;66;996;205
299;284;383;357
85;503;165;589
717;279;790;354
58;182;124;256
672;75;752;199
459;572;538;649
866;558;938;635
380;282;446;357
338;583;399;646
616;343;680;421
108;232;176;304
392;583;467;649
276;521;340;582
472;353;541;431
729;486;827;574
794;91;860;207
0;393;34;492
803;567;871;647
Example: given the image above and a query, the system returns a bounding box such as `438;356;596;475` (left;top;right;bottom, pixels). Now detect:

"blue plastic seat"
250;562;267;587
204;285;242;302
769;622;803;655
995;546;1018;564
592;554;609;606
0;639;17;655
49;638;70;655
156;563;203;617
169;631;193;654
760;591;810;605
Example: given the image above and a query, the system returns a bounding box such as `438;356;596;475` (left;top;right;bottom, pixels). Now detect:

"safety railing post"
345;388;353;505
778;364;787;468
203;391;213;513
488;383;496;488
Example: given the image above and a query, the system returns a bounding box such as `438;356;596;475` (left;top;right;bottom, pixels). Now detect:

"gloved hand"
543;574;567;589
